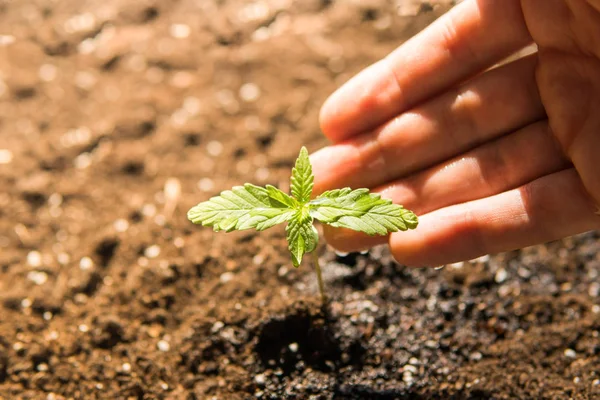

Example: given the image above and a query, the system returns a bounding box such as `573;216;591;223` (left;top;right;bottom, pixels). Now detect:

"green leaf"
187;183;294;232
290;146;313;204
309;188;418;235
286;207;319;267
266;185;296;208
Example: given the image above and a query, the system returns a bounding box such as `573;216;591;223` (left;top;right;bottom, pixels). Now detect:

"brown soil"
1;1;599;399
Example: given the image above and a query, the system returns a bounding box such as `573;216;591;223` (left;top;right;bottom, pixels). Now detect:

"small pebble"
197;178;215;192
121;362;132;373
0;149;13;164
211;321;225;333
157;340;170;352
220;272;234;283
144;245;161;259
564;348;577;359
403;365;418;374
27;271;48;285
207;140;223;157
170;23;191;39
78;324;89;333
113;218;129;232
239;83;261;102
254;373;266;386
39;64;58;82
469;352;483;361
593;379;600;386
74;152;92;169
288;342;298;352
0;34;15;46
37;363;49;372
494;268;508;283
173;237;185;248
27;251;42;267
79;256;94;270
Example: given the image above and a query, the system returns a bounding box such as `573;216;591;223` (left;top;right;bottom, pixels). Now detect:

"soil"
1;0;599;399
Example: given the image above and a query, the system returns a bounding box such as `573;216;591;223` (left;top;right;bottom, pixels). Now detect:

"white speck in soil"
79;324;89;333
27;250;42;267
37;363;49;372
252;254;264;265
197;178;215;192
0;35;15;46
592;305;600;314
183;96;201;115
157;340;170;352
471;254;490;263
278;266;288;277
74;152;92;169
207;140;224;157
211;321;225;333
75;71;97;90
593;379;600;386
564;348;577;359
170;23;191;39
254;373;266;386
574;377;581;384
220;272;235;283
288;342;299;353
239;83;261;102
43;312;52;321
39;64;58;82
27;271;48;285
0;149;13;164
494;268;508;283
79;256;94;270
121;363;132;373
164;177;181;201
113;218;129;232
173;237;184;248
255;167;269;181
144;245;161;259
588;282;600;297
142;203;157;217
469;352;483;361
21;298;32;308
449;261;464;269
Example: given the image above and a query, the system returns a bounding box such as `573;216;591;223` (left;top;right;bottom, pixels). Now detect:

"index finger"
320;0;532;142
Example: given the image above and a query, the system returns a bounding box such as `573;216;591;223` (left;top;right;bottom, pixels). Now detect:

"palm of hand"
524;0;600;211
311;0;600;266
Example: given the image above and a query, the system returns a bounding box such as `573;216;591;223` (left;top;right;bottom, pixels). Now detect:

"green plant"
187;147;418;302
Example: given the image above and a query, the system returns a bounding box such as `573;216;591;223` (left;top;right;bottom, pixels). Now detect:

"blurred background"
1;1;599;399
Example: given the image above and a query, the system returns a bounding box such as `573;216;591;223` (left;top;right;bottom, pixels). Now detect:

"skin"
311;0;600;267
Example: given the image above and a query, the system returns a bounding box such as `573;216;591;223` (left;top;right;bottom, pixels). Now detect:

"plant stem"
312;250;327;304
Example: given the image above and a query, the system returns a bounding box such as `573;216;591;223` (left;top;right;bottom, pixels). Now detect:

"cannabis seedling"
187;147;418;302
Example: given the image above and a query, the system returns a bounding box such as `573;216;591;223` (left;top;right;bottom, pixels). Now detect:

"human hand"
311;0;600;266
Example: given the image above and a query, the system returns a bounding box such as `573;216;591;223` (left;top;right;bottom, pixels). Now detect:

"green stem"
312;250;327;304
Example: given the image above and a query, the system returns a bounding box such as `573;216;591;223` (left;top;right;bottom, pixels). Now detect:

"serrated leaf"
290;146;313;204
266;185;296;208
309;188;418;235
187;183;294;232
286;207;318;267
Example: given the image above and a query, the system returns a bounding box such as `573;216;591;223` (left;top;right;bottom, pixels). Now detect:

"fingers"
389;169;600;267
320;120;570;253
312;54;545;194
320;0;532;142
